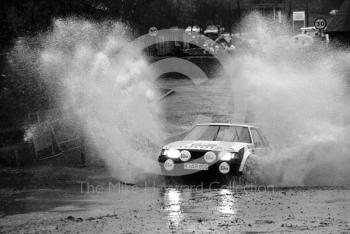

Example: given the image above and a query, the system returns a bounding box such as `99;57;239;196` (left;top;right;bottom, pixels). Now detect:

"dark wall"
1;0;345;50
290;0;344;27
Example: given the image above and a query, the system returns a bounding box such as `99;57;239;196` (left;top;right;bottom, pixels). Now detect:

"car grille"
188;150;208;160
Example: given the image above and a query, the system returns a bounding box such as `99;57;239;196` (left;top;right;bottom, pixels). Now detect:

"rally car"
158;123;269;181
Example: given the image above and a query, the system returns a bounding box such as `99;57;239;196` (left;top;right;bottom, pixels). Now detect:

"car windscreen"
183;125;251;143
183;125;219;141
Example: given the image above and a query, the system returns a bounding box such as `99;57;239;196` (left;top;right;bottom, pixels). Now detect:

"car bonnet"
163;140;250;152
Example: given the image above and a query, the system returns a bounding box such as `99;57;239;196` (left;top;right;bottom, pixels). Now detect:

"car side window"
239;127;252;143
250;128;264;148
256;128;269;147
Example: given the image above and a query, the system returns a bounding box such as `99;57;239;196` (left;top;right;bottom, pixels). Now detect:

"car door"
249;127;268;156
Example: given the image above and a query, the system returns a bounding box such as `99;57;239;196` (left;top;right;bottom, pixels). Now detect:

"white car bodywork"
160;123;269;175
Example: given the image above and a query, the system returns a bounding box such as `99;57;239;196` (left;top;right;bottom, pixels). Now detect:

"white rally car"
158;123;269;181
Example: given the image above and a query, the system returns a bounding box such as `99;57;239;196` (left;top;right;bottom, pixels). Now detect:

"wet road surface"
1;185;349;233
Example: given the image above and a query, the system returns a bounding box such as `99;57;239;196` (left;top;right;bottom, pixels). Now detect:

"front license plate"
184;163;208;170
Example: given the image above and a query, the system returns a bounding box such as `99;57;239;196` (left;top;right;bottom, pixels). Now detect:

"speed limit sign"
314;18;327;30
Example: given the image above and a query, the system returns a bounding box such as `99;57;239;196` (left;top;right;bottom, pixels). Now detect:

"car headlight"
218;152;238;161
164;149;181;159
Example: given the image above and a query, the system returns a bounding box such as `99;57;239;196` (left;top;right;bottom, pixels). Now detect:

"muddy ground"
1;77;350;233
0;181;349;233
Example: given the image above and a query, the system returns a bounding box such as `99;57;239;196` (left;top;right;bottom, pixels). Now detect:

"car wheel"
241;154;259;184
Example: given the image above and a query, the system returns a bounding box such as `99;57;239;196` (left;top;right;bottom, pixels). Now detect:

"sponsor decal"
219;162;230;174
204;151;216;163
190;142;218;149
164;159;174;171
180;150;191;162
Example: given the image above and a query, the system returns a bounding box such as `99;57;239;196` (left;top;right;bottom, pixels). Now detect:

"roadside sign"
148;27;158;37
314;18;327;30
292;11;306;32
293;11;305;21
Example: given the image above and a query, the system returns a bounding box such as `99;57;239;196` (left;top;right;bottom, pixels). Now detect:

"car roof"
195;123;259;128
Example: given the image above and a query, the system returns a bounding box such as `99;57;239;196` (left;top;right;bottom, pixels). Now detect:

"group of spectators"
182;25;253;55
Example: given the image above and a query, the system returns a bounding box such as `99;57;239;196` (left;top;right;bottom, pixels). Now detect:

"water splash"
10;15;350;186
11;18;164;184
225;13;350;186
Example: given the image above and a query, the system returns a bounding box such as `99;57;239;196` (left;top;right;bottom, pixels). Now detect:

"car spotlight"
180;150;191;161
204;151;216;163
218;151;233;161
166;149;181;159
219;162;230;174
164;159;175;171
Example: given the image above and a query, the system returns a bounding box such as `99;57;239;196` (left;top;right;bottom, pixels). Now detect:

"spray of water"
225;13;350;186
10;15;350;186
11;18;164;184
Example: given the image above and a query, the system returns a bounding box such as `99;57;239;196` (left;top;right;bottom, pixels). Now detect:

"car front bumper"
158;155;241;177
